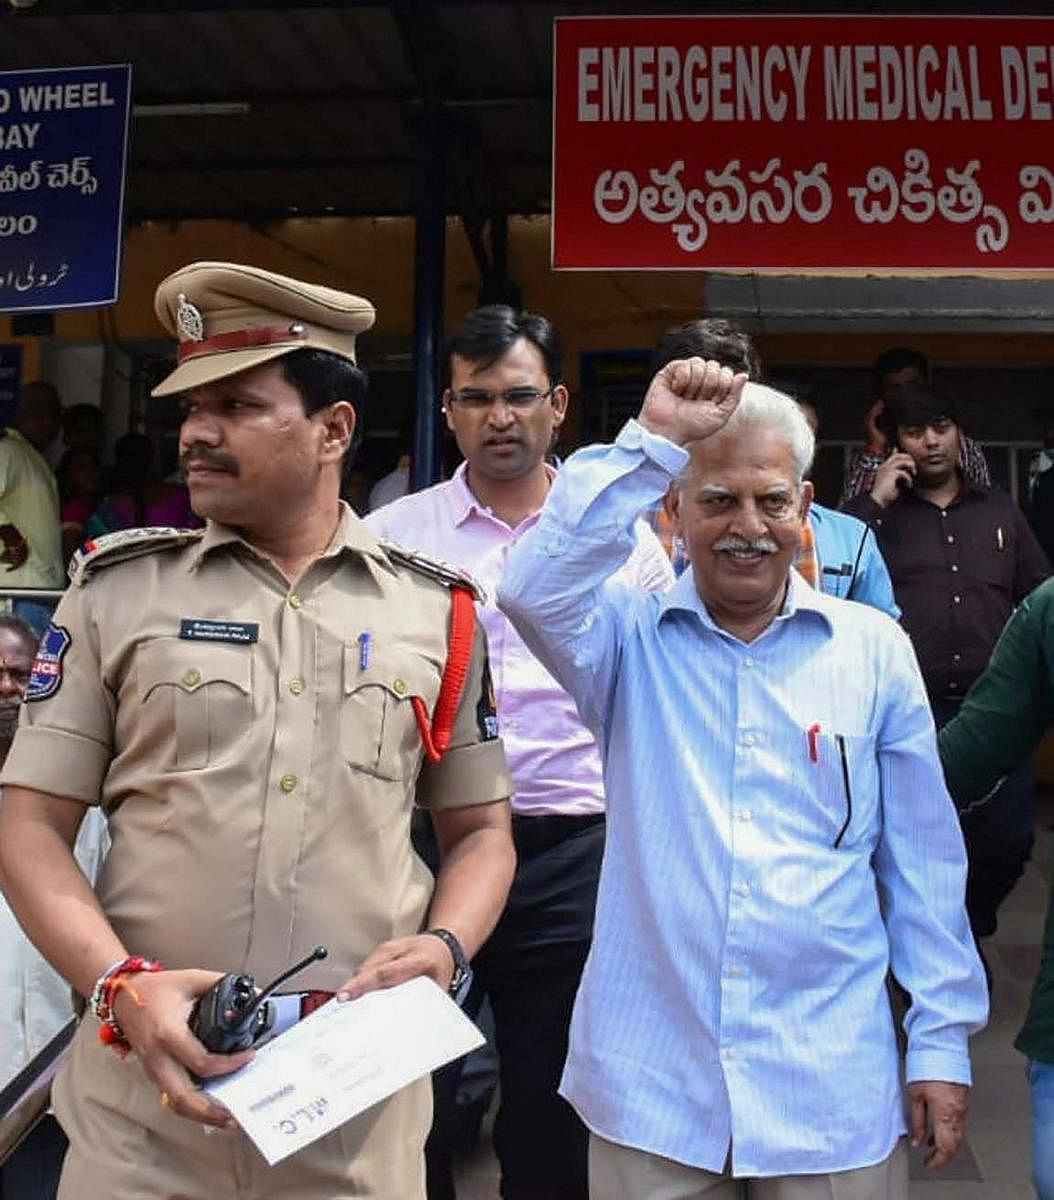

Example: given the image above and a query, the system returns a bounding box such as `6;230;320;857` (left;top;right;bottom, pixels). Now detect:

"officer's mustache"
181;448;240;475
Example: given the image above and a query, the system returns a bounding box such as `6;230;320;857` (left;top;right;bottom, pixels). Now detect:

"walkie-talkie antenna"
252;946;329;1009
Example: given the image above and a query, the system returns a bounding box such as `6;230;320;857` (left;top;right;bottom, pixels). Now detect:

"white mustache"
713;535;779;556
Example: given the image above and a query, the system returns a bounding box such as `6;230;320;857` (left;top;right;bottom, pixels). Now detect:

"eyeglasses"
446;386;556;411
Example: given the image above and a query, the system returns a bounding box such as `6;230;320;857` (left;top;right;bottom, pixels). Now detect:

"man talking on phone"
843;381;1049;954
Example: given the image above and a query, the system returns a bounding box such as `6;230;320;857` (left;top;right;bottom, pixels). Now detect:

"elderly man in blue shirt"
497;360;987;1199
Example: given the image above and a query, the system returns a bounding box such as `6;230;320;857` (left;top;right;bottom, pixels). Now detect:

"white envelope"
205;976;484;1166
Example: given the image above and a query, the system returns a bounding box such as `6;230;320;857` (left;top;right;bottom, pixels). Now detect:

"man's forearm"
0;786;125;997
427;815;516;959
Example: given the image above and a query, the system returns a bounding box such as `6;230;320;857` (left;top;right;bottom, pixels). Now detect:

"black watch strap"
425;927;471;999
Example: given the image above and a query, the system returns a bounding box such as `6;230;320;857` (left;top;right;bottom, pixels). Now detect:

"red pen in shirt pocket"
807;723;821;764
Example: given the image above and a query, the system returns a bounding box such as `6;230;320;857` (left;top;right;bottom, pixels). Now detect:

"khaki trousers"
52;1019;429;1199
589;1135;908;1200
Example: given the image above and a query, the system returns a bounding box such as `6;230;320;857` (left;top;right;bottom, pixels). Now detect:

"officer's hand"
908;1080;970;1170
638;357;747;449
0;523;28;570
864;399;888;454
336;935;454;1001
110;968;253;1129
870;451;915;508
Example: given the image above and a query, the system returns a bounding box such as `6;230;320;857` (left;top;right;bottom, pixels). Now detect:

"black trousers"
0;1115;67;1200
417;812;603;1200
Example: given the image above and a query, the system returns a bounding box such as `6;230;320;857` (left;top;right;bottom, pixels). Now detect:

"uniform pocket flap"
137;638;253;700
342;644;439;704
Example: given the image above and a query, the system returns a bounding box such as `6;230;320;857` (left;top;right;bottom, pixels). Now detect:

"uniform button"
743;657;756;668
289;678;304;696
953;595;962;604
940;510;948;519
182;668;201;687
279;774;298;793
733;883;750;896
738;809;753;822
947;535;955;544
951;564;959;572
729;966;742;977
392;678;408;696
953;653;962;662
949;681;959;690
288;593;302;610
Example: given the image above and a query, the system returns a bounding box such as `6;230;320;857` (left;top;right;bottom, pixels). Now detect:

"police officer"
0;262;515;1200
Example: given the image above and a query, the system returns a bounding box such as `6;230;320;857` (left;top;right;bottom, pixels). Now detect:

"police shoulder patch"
378;539;485;602
25;622;71;702
69;526;205;587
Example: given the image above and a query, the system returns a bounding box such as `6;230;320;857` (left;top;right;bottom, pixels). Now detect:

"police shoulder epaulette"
379;539;485;602
69;526;206;586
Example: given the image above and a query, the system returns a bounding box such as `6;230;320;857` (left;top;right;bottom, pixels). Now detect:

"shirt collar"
658;562;835;639
188;501;389;571
448;460;557;528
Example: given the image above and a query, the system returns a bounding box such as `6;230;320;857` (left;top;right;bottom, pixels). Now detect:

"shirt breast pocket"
340;646;440;782
136;639;253;772
810;731;880;851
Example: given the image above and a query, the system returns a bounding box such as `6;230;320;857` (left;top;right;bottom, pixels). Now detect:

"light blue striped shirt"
497;419;988;1178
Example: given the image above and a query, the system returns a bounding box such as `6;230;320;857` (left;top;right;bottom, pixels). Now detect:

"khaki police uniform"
0;263;511;1200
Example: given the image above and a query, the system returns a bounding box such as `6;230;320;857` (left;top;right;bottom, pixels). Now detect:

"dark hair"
0;614;39;658
879;381;959;440
649;319;762;379
280;348;369;460
872;347;930;382
62;403;103;439
445;305;563;386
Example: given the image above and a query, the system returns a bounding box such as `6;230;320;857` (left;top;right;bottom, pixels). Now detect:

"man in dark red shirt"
844;382;1050;951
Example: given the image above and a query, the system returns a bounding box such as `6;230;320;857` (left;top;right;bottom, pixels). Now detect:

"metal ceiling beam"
131;89;547;108
129;154;548;172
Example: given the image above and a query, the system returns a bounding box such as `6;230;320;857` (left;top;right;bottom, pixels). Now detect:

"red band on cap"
177;324;308;362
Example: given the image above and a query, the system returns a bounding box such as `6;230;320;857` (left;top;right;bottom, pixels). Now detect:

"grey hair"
679;381;815;485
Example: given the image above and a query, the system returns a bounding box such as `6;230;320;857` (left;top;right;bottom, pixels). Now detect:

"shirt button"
729;966;742;977
949;681;959;690
951;564;959;572
289;678;304;696
738;809;753;822
953;595;962;604
743;657;756;669
182;668;201;688
940;510;948;519
288;593;302;610
953;653;962;663
947;535;955;544
279;774;298;793
733;883;750;896
743;732;758;747
723;1046;735;1059
392;679;408;696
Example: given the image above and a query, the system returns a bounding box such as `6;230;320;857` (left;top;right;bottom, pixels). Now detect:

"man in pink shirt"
367;305;672;1200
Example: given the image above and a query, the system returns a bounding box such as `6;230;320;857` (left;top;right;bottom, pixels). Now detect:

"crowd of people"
0;260;1051;1200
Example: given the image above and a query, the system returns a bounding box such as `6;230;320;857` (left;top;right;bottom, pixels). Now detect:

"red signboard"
552;15;1054;270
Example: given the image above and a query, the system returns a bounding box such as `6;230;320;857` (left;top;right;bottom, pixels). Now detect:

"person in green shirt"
939;577;1054;1200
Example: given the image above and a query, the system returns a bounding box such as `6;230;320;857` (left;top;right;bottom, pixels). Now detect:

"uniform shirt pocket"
340;646;440;782
136;639;253;771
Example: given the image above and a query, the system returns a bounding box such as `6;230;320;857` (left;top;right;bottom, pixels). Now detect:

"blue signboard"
0;64;132;313
0;344;21;427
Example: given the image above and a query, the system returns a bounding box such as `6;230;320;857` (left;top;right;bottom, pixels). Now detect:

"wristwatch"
425;927;472;1002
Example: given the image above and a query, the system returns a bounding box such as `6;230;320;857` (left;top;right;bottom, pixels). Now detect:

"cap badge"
176;293;205;342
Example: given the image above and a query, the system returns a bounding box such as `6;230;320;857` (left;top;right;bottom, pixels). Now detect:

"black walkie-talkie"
190;946;328;1054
